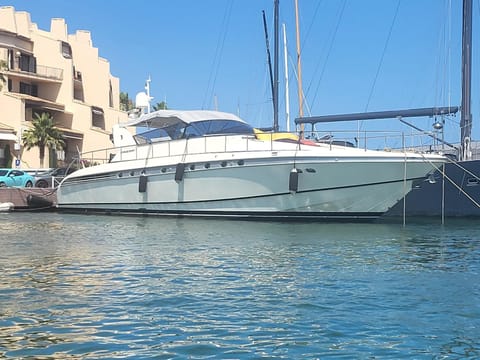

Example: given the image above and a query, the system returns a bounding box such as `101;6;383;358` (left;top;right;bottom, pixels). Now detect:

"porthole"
190;164;195;171
130;171;135;176
238;160;245;166
221;161;227;167
467;178;479;186
205;163;210;169
118;173;123;178
161;168;166;173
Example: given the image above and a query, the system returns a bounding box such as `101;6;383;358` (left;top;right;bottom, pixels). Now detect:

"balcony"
3;64;63;83
6;92;66;113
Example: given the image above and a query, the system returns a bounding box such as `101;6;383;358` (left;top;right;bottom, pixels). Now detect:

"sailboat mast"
461;0;473;161
283;23;291;132
273;0;280;132
295;0;304;133
262;9;275;115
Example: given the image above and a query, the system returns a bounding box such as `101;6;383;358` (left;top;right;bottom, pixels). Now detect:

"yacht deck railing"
75;130;446;168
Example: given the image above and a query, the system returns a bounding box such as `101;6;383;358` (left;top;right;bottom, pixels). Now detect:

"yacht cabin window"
135;119;253;144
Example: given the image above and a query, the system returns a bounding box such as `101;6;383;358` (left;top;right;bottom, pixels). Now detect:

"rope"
445;156;480;181
309;0;347;109
364;0;401;112
202;0;233;109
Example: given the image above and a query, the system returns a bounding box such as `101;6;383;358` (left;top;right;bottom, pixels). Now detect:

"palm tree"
22;112;65;168
120;92;134;111
152;101;168;111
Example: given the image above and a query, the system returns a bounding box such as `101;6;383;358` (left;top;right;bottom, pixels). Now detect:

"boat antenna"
460;0;473;161
145;75;152;114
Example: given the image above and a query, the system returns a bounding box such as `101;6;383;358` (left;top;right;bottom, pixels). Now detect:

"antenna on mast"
145;75;152;114
135;76;153;115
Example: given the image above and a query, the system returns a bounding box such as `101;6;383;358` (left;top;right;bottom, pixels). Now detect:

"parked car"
34;167;77;188
0;169;35;188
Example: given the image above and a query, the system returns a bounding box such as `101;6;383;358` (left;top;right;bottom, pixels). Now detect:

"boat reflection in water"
57;109;446;220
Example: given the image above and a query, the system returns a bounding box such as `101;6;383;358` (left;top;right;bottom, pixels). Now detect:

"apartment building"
0;6;127;169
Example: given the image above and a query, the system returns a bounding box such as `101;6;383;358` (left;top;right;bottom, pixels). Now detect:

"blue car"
0;169;34;188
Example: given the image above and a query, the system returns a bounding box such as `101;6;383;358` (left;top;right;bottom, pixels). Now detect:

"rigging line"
447;157;480;181
288;52;312;117
434;0;452;111
289;0;322;109
202;0;234;110
292;0;323;119
434;1;446;109
299;0;323;51
209;0;233;109
309;0;347;108
364;0;401;112
421;154;480;208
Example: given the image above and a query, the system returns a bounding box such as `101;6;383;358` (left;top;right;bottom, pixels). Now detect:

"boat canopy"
123;110;249;128
123;110;254;142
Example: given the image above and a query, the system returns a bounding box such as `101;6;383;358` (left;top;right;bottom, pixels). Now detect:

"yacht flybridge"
56;109;446;220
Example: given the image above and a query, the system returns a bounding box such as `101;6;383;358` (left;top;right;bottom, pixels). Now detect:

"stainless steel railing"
75;130;443;168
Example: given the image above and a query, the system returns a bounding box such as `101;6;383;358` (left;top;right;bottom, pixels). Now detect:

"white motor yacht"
56;109;446;220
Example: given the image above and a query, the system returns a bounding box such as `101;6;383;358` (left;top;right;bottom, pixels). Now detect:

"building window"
74;88;84;101
8;50;36;73
92;106;105;130
73;66;82;81
19;54;36;72
61;41;72;59
20;82;38;97
8;49;14;69
73;66;84;101
109;80;114;108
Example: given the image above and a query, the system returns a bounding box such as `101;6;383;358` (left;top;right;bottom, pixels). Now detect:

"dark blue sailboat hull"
385;159;480;217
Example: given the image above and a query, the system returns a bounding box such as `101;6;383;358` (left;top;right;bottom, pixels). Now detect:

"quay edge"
0;188;56;211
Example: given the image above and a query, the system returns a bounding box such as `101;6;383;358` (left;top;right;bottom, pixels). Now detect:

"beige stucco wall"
0;6;128;169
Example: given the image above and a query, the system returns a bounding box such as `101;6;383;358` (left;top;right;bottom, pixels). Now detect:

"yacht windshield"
136;119;253;142
134;122;186;143
184;119;253;138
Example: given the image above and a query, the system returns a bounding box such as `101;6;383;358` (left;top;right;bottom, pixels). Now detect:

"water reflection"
0;213;479;358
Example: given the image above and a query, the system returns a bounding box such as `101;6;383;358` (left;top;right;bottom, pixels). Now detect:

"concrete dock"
0;188;57;210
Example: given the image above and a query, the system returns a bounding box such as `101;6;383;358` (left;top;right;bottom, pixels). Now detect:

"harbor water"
0;213;479;359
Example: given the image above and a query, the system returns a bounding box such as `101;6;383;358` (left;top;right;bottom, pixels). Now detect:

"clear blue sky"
2;0;479;143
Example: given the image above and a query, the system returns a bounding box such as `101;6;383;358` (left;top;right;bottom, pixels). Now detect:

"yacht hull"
57;156;440;220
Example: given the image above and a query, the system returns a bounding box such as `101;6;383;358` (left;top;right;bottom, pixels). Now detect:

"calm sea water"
0;213;479;359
